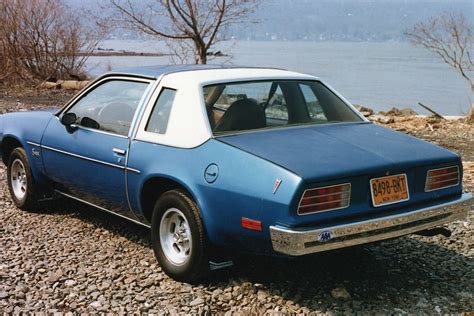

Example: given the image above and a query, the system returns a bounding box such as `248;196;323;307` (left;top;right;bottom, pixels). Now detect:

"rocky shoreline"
0;89;473;314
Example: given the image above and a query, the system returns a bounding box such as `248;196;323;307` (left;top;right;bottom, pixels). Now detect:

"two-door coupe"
0;65;472;282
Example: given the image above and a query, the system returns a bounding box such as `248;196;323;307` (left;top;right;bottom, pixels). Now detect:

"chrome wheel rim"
159;208;192;265
11;159;27;200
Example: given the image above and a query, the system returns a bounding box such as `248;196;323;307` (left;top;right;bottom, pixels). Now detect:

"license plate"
370;174;409;207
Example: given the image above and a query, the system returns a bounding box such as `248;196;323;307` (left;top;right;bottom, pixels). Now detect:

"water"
86;40;473;115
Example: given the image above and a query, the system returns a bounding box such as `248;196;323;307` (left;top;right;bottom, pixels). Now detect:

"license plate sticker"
370;174;409;207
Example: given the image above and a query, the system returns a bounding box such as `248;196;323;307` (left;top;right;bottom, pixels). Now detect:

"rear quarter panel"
127;139;302;253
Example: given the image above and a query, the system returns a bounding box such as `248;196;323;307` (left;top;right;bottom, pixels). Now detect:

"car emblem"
32;148;40;157
273;179;282;194
318;231;333;242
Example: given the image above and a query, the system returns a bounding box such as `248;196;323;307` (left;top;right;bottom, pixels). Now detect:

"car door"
41;77;153;218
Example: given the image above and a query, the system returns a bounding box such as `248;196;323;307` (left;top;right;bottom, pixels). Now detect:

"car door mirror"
61;112;77;126
80;117;100;129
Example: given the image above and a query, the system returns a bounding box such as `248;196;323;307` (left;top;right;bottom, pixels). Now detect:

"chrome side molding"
36;143;140;174
55;190;150;228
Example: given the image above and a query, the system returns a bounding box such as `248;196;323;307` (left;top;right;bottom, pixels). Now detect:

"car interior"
203;80;362;135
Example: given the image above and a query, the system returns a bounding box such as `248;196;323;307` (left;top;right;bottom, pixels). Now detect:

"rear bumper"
270;193;472;256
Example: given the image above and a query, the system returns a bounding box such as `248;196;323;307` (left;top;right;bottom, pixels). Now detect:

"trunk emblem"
273;179;282;194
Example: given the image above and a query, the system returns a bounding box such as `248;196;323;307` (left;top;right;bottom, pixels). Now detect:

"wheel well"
141;177;193;223
1;137;22;164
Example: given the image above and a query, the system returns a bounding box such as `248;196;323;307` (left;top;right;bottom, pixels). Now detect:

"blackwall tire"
7;147;40;211
151;190;209;283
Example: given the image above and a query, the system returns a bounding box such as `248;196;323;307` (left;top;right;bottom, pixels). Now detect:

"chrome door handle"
113;148;127;155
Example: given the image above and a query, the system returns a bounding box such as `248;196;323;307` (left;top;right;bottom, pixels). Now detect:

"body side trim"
26;141;41;147
56;190;151;228
40;144;141;173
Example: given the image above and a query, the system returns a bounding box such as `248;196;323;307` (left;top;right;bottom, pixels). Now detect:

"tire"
7;147;40;211
151;190;209;283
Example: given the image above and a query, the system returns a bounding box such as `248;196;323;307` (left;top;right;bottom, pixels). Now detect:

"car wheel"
7;147;40;211
151;190;209;283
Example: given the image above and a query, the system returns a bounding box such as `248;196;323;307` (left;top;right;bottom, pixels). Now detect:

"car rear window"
203;80;363;135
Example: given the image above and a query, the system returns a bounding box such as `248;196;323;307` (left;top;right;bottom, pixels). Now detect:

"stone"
257;290;267;301
89;301;102;309
369;114;394;124
354;105;374;117
64;280;76;287
189;297;205;306
331;287;351;300
47;270;63;283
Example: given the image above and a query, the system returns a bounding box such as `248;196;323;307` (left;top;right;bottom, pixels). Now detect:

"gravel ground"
0;90;473;314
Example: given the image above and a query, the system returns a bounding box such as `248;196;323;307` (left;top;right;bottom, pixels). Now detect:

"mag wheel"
151;190;209;283
7;147;40;211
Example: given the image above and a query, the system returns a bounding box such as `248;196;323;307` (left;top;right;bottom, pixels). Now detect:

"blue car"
0;65;471;282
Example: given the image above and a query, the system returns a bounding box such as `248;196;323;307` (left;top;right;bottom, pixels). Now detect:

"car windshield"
203;80;363;135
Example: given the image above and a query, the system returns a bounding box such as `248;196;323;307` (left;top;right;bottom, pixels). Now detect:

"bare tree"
0;0;106;83
405;12;473;91
109;0;256;64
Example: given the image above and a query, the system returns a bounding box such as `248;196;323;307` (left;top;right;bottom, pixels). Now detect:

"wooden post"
417;102;446;120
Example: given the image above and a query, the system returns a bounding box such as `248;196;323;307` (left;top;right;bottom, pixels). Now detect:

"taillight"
425;166;460;192
298;183;351;215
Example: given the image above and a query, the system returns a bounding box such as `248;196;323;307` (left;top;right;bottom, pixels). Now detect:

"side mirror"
61;112;77;126
80;117;100;129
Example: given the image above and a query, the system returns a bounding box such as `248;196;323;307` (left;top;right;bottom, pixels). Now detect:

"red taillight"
425;166;460;192
298;183;351;215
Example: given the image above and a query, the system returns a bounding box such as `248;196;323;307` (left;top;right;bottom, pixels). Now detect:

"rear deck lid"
217;122;460;183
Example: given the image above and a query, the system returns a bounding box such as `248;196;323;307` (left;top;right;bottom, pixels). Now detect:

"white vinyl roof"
162;67;319;86
134;67;324;149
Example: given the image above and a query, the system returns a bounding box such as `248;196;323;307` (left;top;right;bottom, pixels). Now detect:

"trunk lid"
217;122;459;183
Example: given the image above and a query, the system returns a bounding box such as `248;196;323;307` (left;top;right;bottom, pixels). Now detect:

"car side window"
66;79;149;136
265;85;289;123
300;84;328;122
145;88;176;134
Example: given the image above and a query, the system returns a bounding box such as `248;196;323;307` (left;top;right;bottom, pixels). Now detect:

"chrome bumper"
270;193;472;256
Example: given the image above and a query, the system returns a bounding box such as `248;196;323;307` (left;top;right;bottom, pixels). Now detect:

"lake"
86;40;473;115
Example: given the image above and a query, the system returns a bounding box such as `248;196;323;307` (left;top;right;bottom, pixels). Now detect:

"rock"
257;290;267;300
331;287;351;300
369;114;394;124
354;105;374;117
381;107;417;117
47;270;64;283
64;280;76;287
89;301;102;309
15;285;28;293
0;291;9;299
399;108;418;116
189;297;205;306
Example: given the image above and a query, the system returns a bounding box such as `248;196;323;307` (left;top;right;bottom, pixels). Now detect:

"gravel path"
0;93;473;314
